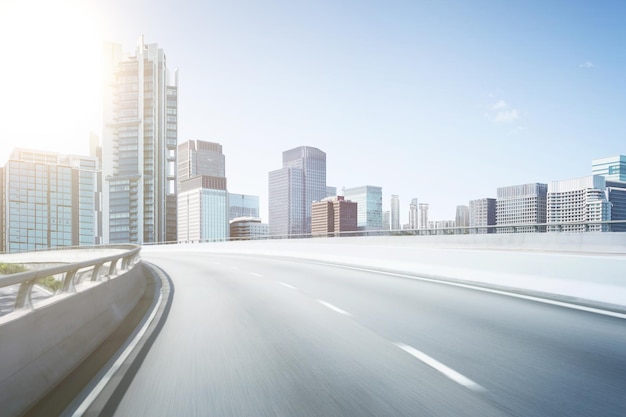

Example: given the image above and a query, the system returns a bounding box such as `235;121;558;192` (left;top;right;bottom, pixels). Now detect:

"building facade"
178;176;229;241
342;185;382;230
1;149;99;252
268;146;326;236
390;194;400;230
592;155;626;182
469;198;496;234
547;176;610;232
455;205;470;231
409;198;418;230
418;203;429;229
177;140;229;241
228;193;260;220
102;36;178;244
311;196;358;237
178;140;225;181
496;183;547;233
229;217;268;240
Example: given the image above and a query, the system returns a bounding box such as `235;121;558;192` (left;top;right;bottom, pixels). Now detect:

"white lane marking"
394;342;485;392
317;300;353;317
279;282;296;290
250;272;263;278
70;290;164;416
298;261;626;320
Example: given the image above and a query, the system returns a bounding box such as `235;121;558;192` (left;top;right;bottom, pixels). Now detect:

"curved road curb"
60;262;174;417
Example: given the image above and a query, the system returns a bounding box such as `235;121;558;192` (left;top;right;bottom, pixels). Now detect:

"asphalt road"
109;251;626;417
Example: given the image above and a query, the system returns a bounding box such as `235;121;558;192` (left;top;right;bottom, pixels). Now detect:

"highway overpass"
2;234;626;416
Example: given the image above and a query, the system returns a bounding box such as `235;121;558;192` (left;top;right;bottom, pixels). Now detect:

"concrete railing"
0;245;145;417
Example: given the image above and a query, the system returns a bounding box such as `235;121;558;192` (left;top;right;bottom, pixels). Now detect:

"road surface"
108;250;626;416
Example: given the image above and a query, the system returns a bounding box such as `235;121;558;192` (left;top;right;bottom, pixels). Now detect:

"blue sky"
1;0;624;222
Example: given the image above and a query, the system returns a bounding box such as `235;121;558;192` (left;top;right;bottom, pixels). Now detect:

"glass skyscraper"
228;193;260;220
343;185;383;230
0;149;99;252
102;36;178;244
268;146;326;236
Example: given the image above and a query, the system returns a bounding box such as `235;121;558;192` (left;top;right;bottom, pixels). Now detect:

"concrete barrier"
145;233;626;309
0;263;146;417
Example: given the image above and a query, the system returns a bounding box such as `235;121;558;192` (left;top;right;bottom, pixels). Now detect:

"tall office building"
496;183;547;233
418;203;429;229
177;140;229;241
469;198;496;234
547;176;610;232
311;196;358;237
268;146;326;236
326;186;337;197
409;198;418;229
390;194;400;230
592;155;626;182
455;205;470;231
1;149;99;252
382;211;391;230
178;140;225;181
102;36;178;244
228;193;260;220
343;185;383;230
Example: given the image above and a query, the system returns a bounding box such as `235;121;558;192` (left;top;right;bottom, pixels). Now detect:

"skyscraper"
496;183;547;233
418;203;429;229
390;194;400;230
177;140;229;242
228;193;260;220
268;146;326;236
343;185;383;230
1;149;99;252
409;198;418;230
455;205;470;231
102;36;178;244
178;140;225;182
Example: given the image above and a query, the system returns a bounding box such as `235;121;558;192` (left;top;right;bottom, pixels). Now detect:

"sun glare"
0;0;102;158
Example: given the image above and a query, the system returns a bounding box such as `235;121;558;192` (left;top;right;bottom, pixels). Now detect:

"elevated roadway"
98;242;626;417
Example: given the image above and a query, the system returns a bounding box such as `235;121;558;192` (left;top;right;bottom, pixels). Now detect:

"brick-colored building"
311;196;358;237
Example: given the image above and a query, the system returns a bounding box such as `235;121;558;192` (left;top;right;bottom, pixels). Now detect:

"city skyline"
1;0;625;224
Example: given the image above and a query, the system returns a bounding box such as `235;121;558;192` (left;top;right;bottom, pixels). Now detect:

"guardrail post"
62;269;77;293
15;280;36;310
91;263;103;281
108;259;118;278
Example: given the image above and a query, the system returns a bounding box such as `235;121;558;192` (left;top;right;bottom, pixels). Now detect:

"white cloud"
494;109;519;123
487;99;520;124
579;61;594;68
492;100;507;110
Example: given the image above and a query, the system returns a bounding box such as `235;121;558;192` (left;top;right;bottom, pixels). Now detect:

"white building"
178;176;229;242
547;176;610;232
496;183;547;233
390;194;400;230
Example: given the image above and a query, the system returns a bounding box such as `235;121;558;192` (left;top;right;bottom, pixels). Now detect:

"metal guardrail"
0;244;141;312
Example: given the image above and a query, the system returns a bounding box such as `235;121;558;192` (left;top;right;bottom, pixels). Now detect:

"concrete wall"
0;263;146;417
146;233;626;308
